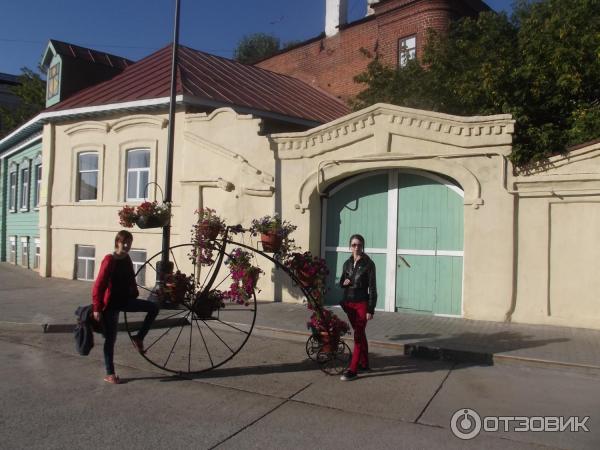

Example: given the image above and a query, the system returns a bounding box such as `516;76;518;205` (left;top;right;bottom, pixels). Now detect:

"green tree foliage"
353;0;600;166
0;67;45;139
234;33;281;65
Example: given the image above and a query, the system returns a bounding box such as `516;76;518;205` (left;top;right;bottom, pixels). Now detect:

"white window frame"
20;165;30;211
34;162;42;208
77;152;99;202
398;35;417;68
76;245;96;281
126;149;151;202
9;169;18;212
20;237;29;267
47;62;60;99
130;249;147;286
34;238;41;269
9;236;17;264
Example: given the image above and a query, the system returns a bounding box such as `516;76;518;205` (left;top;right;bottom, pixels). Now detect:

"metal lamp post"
155;0;181;294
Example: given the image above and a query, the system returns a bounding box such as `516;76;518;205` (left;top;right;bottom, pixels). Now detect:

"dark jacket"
74;304;102;355
339;254;377;314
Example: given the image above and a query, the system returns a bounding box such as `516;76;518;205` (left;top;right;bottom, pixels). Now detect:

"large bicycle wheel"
124;241;258;375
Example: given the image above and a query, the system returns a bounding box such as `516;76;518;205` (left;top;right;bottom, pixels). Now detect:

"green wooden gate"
323;170;464;316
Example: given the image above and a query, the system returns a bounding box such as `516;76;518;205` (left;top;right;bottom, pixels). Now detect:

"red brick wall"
256;0;486;103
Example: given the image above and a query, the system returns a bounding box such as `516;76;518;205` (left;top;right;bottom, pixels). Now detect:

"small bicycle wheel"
316;340;352;375
305;335;321;361
124;242;258;375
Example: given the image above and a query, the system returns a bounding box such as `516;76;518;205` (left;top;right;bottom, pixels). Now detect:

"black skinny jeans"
102;298;159;375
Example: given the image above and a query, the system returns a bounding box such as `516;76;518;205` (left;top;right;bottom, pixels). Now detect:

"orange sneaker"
103;374;121;384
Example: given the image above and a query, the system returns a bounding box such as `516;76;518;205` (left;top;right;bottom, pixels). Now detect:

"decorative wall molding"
184;131;274;195
64;121;109;136
271;103;515;159
110;115;168;133
185;107;256;124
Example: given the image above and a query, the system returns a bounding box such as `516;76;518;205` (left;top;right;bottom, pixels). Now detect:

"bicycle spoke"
164;320;187;368
148;261;157;273
215;318;250;335
212;271;232;291
138;285;153;293
202;320;235;353
170;248;179;272
194;318;214;367
144;310;189;353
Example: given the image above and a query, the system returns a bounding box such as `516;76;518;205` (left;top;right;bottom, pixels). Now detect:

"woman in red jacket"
92;230;158;384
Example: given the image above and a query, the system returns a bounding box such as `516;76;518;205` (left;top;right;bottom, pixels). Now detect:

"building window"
130;249;147;286
9;170;18;212
21;237;29;267
76;245;95;281
77;152;98;201
9;237;17;264
47;63;60;99
34;238;41;269
20;165;30;210
398;36;416;68
126;149;150;201
35;163;42;207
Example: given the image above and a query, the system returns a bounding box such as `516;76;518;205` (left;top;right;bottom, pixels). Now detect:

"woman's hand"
366;313;373;321
93;311;102;322
342;279;352;287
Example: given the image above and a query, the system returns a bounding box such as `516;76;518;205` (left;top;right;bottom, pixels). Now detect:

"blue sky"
0;0;513;75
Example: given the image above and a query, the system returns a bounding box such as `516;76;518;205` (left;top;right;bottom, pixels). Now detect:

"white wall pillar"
325;0;348;37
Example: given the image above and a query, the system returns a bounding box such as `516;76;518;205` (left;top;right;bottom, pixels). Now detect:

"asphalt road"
0;326;598;450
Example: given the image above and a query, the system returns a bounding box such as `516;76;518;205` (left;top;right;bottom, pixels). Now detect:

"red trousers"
342;301;369;373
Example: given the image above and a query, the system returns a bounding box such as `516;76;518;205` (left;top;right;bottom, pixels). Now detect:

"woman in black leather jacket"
339;234;377;381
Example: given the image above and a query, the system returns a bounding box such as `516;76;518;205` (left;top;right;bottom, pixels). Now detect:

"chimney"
325;0;348;37
367;0;380;16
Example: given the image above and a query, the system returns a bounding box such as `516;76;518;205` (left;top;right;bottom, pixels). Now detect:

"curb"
2;320;599;375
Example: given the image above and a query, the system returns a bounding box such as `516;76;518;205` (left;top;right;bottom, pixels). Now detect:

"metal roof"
47;39;133;70
46;44;350;124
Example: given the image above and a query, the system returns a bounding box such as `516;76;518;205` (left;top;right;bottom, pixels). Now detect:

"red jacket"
92;254;139;312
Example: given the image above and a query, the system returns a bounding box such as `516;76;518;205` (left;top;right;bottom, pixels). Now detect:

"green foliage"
234;33;281;65
0;67;45;139
352;0;600;166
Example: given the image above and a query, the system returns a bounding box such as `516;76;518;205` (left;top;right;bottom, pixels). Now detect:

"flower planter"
319;331;340;353
136;215;169;229
260;232;283;252
200;224;221;241
194;296;219;319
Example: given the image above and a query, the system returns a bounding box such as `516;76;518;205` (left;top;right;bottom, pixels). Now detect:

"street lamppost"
155;0;181;295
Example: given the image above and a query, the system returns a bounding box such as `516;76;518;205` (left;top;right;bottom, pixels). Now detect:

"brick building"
256;0;490;102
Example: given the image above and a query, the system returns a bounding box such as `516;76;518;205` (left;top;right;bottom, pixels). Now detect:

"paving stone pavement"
2;262;600;370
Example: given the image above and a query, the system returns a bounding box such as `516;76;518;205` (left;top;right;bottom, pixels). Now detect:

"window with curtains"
9;169;18;212
21;237;29;267
126;149;150;201
34;238;41;269
20;165;30;210
34;163;42;207
77;152;98;201
9;237;17;263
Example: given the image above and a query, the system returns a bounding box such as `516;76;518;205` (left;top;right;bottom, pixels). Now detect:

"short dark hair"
115;230;133;247
348;234;365;248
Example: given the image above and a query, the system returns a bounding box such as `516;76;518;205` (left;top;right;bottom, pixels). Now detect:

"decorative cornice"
110;115;168;133
64;121;109;136
271;103;515;159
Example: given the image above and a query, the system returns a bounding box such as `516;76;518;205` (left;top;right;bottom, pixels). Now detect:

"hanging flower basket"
194;290;225;319
260;232;283;253
164;271;192;304
200;224;221;241
136;215;169;229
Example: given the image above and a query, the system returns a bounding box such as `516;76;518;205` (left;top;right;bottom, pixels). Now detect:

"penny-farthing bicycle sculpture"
123;225;351;376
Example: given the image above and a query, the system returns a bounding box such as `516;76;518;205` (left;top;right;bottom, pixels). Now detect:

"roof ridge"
48;38;135;65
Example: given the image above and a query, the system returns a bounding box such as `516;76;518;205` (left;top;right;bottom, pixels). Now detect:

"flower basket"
136;215;169;229
194;298;215;319
260;232;283;253
200;224;221;241
319;331;340;353
164;271;193;305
